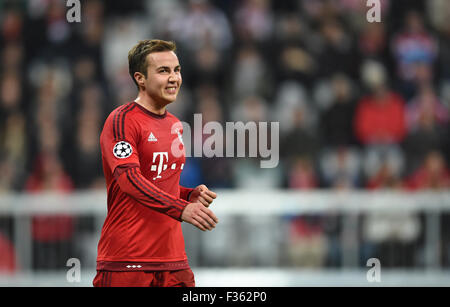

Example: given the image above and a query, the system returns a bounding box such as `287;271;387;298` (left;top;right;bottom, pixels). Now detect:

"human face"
135;51;182;106
138;51;182;105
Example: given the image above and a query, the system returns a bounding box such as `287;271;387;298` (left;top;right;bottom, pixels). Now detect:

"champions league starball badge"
113;141;133;159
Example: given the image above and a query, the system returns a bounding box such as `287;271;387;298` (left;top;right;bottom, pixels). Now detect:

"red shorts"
93;269;195;287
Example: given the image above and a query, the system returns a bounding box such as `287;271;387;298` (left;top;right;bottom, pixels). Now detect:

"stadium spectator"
0;231;17;274
231;45;273;101
319;73;358;147
354;61;407;145
357;21;392;74
435;18;450;81
361;146;421;268
315;17;357;79
275;43;316;88
391;10;438;99
287;156;318;190
195;88;234;188
22;64;77;270
365;160;403;190
403;85;449;174
427;0;450;30
273;12;310;48
1;7;23;43
1;42;24;73
25;153;76;270
274;81;312;135
233;0;274;45
167;0;233;52
0;72;27;191
362;144;405;188
286;215;327;267
406;85;449;131
232;95;283;189
404;150;450;190
187;41;227;90
319;147;362;188
280;108;320;171
71;85;104;189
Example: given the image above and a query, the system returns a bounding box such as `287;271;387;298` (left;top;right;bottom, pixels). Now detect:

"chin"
163;95;178;103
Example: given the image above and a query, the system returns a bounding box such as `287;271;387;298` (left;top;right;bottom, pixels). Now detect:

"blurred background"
0;0;450;286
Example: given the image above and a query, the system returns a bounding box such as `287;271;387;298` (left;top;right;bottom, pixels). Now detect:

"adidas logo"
148;132;157;142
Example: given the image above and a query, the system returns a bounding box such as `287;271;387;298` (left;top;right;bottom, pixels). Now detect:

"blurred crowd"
1;0;449;193
1;0;450;270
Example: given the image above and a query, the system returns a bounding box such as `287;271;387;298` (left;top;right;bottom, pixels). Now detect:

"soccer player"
93;39;219;287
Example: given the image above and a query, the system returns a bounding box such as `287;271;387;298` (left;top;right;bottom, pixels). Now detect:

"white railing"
0;190;449;286
1;190;449;214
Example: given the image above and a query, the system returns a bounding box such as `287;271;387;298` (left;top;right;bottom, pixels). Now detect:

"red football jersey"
96;101;194;271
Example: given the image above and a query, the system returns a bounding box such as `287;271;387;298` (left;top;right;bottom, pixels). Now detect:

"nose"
169;72;181;83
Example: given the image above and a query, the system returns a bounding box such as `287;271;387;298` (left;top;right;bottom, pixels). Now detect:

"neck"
134;92;167;115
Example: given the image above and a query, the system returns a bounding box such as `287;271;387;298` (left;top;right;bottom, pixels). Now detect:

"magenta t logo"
152;152;169;180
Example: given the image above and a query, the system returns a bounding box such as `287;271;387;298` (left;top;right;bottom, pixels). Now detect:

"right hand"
181;202;219;231
189;184;217;208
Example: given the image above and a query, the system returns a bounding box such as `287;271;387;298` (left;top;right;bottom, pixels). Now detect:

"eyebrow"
156;65;181;70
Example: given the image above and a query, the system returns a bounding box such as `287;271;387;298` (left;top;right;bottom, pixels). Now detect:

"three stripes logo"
113;102;136;142
148;132;158;142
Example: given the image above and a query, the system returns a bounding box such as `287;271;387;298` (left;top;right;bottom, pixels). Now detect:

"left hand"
189;184;217;208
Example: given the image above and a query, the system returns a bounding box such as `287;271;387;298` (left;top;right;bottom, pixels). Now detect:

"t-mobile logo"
150;152;185;180
151;152;169;180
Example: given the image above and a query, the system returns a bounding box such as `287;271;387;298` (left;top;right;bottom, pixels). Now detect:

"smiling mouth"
165;87;178;94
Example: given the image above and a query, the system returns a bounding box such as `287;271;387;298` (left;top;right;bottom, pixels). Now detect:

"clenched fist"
189;185;217;208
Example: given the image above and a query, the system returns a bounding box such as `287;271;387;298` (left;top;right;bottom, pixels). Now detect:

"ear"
134;72;146;89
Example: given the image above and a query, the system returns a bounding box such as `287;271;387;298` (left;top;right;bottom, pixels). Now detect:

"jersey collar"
133;101;167;119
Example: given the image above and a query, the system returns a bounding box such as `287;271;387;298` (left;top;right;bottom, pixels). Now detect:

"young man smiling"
93;39;218;287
